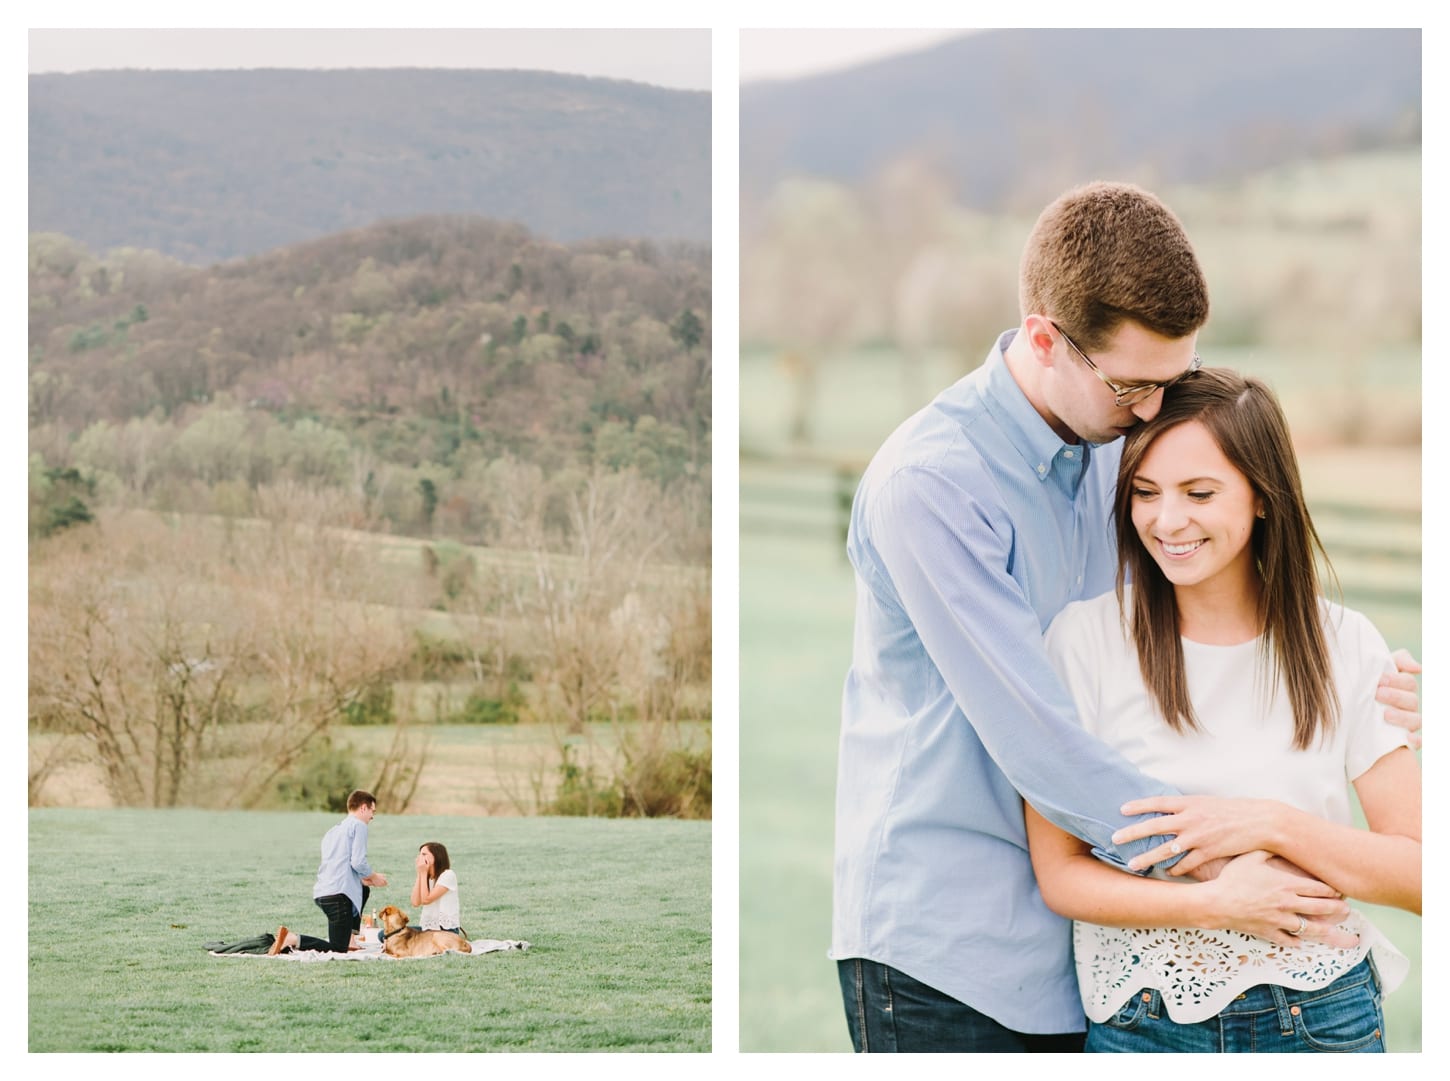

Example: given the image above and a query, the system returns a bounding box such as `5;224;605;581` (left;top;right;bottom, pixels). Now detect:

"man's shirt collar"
981;329;1091;489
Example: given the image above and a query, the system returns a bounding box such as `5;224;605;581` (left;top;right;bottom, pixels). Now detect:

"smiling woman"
1114;369;1341;733
1127;420;1265;624
1026;367;1421;1053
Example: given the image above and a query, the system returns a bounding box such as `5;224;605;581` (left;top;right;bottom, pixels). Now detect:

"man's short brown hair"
347;789;377;812
1019;181;1209;351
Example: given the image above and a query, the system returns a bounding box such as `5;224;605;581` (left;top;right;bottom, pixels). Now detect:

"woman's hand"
1202;851;1357;948
416;851;430;871
1114;795;1280;874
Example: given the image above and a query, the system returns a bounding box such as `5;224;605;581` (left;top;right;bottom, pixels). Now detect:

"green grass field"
29;808;710;1052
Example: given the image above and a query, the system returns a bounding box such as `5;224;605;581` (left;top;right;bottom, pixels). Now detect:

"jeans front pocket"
1102;990;1152;1031
1291;977;1385;1053
1087;990;1199;1053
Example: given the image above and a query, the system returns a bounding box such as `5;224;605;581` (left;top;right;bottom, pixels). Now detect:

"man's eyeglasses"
1051;321;1201;407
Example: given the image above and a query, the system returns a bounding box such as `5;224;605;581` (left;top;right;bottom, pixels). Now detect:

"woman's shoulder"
1317;598;1392;659
1045;589;1131;673
438;867;458;888
1049;589;1126;639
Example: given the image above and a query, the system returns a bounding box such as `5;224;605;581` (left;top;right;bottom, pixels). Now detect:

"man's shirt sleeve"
869;463;1178;870
350;820;374;879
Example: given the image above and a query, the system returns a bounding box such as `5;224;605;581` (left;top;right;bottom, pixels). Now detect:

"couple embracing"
831;182;1422;1054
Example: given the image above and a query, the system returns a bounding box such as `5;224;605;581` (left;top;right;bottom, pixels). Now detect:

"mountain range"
30;68;710;264
741;28;1421;210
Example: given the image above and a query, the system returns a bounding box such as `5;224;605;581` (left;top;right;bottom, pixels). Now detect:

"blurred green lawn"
740;531;856;1052
739;528;1422;1053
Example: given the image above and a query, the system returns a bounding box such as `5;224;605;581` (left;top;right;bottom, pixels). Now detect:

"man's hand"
1204;851;1357;948
364;872;388;887
1378;649;1422;749
1182;856;1230;882
1114;795;1275;874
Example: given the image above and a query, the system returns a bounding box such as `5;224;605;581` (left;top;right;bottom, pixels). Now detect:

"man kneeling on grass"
270;789;389;955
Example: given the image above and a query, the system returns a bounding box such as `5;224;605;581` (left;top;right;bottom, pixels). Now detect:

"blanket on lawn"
204;932;529;961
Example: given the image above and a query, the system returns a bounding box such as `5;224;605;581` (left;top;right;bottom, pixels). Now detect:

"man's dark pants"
838;959;1086;1053
315;885;370;953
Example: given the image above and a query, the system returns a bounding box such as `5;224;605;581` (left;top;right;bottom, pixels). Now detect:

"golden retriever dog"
377;904;471;957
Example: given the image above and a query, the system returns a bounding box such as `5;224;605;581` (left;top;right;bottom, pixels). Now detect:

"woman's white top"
1044;590;1411;1023
420;868;460;931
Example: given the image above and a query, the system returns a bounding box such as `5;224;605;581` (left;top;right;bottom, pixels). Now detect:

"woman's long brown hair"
1114;367;1338;749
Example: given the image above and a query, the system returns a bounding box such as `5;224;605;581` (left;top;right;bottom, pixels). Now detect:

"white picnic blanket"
212;939;530;962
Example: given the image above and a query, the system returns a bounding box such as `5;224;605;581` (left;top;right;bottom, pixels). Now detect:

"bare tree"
29;504;413;810
30;528;241;807
511;469;667;733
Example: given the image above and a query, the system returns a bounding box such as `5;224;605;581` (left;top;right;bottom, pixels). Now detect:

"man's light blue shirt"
830;330;1177;1034
312;813;373;916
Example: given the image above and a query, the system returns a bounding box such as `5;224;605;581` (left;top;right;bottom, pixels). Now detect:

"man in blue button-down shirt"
830;182;1422;1052
310;789;389;953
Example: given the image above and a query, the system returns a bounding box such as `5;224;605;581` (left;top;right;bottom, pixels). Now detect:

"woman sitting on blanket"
412;841;465;937
1025;367;1420;1053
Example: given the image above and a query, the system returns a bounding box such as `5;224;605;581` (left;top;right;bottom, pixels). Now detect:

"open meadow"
34;720;711;818
334;721;711;817
28;808;710;1052
28;497;711;820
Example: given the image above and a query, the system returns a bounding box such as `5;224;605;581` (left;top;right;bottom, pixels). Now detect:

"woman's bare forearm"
1025;803;1350;946
1259;808;1419;913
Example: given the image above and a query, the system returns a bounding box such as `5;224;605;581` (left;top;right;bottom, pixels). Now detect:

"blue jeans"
837;959;1086;1052
1086;957;1385;1053
314;885;370;954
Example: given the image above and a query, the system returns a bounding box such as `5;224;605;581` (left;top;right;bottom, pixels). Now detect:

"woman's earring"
1255;509;1266;519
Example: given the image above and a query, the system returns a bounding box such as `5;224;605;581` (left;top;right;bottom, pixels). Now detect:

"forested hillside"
29;62;713;817
29;217;710;560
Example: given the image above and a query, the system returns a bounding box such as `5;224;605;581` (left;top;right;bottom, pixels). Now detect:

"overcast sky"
26;27;980;90
27;28;712;91
738;29;973;84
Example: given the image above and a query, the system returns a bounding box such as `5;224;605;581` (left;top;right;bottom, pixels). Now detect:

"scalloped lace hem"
1074;913;1408;1024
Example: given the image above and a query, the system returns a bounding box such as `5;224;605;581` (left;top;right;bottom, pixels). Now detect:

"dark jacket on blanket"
204;930;332;954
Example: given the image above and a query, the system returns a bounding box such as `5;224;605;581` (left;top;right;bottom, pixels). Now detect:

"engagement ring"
1169;841;1182;855
1288;915;1307;937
